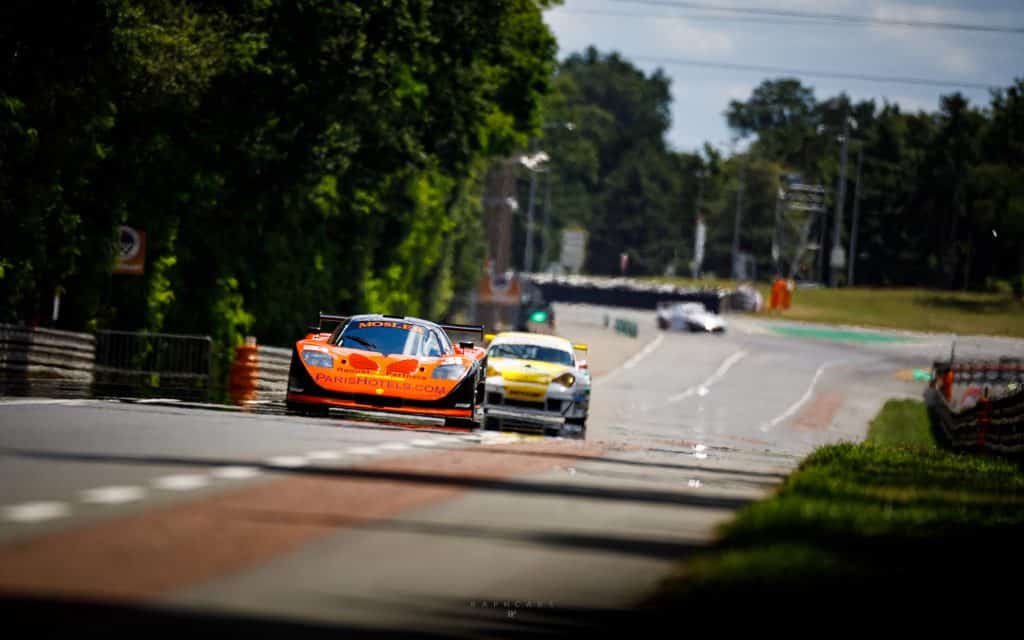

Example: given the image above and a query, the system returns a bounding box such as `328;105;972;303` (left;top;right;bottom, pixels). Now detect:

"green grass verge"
865;398;936;448
648;399;1024;610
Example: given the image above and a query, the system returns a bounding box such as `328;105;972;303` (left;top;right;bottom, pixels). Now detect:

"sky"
544;0;1024;154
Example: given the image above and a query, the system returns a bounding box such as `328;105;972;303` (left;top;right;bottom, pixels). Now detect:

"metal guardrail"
926;358;1024;454
94;330;212;401
0;324;96;397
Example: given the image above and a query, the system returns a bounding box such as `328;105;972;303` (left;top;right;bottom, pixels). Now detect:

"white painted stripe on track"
0;398;85;406
211;466;261;480
306;451;342;461
758;360;849;432
345;446;381;455
410;439;442;447
375;443;412;452
80;486;145;505
622;333;665;370
666;350;748;404
593;332;665;386
2;501;71;523
152;474;209;491
266;456;308;468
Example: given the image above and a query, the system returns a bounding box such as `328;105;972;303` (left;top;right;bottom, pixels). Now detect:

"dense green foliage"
1;0;557;347
534;55;1022;288
726;78;1024;288
649;436;1024;611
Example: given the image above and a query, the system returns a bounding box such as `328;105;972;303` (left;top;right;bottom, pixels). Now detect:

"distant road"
0;304;1018;636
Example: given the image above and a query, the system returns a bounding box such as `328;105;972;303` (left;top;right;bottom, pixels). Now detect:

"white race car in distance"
655;301;726;333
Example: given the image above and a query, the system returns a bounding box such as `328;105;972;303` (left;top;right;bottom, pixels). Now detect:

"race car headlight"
432;364;467;380
301;350;334;369
551;372;576;388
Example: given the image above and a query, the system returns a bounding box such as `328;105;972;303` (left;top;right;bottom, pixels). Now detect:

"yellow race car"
481;331;590;437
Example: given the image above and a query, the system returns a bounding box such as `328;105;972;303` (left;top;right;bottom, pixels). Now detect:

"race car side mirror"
459;340;475;349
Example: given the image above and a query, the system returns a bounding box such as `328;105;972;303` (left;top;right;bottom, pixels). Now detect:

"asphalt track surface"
0;304;1019;637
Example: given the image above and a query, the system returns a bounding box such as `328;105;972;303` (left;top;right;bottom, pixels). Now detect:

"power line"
560;8;872;27
607;0;1024;35
630;54;1002;90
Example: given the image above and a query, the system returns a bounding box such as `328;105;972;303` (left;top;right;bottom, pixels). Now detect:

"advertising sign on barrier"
114;226;146;275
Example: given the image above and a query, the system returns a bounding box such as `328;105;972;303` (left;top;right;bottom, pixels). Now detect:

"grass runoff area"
647;399;1024;613
649;277;1024;338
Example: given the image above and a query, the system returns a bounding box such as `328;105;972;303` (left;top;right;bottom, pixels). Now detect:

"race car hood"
488;358;571;385
294;340;475;401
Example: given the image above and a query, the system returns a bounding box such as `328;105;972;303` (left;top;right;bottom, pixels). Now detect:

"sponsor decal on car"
355;321;425;333
313;372;448;395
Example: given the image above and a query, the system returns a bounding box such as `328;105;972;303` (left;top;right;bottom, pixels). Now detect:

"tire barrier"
0;324;95;397
255;345;291;402
613;318;639;338
925;358;1024;455
93;330;212;402
227;340;292;405
526;274;724;312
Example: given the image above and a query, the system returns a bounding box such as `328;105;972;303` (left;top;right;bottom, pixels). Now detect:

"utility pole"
523;138;538;274
847;145;863;286
691;170;708;279
731;163;745;279
541;170;552;272
829;115;851;287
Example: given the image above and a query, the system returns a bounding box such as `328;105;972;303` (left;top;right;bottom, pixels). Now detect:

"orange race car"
285;313;487;428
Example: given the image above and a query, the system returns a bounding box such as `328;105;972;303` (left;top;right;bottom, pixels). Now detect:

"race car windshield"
489;343;573;366
338;322;431;356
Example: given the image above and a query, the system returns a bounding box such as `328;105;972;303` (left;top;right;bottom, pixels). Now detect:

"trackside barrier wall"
227;340;291;405
0;324;96;397
925;358;1024;454
526;274;724;312
256;345;291;402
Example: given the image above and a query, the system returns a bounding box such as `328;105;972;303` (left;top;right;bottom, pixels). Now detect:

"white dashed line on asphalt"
375;443;411;452
305;450;342;461
2;501;71;523
152;474;209;491
666;350;748;405
593;332;665;386
758;359;850;432
80;486;146;505
211;466;261;480
266;456;308;468
345;446;380;456
410;438;442;447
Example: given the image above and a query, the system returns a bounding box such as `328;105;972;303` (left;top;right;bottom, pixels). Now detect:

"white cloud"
650;18;735;58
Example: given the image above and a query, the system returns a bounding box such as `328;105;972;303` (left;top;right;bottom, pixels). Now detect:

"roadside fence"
94;330;212;401
925;357;1024;454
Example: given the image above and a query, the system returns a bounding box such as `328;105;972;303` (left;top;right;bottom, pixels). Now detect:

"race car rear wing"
441;322;485;348
440;322;484;338
313;312;349;332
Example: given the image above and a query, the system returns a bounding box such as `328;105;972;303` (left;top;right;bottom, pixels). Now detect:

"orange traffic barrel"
229;337;259;405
